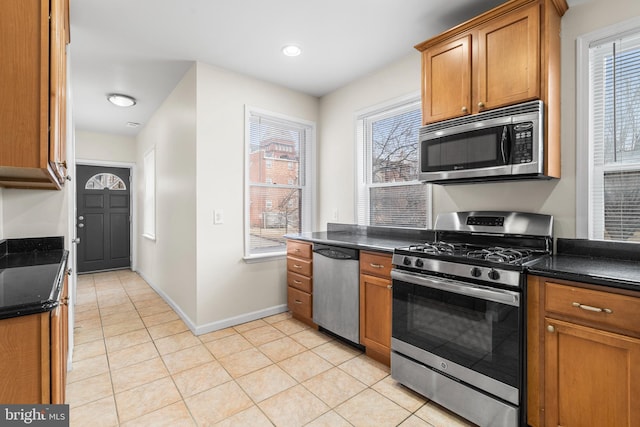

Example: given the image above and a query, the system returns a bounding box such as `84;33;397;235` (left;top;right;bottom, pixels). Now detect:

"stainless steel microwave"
419;100;548;184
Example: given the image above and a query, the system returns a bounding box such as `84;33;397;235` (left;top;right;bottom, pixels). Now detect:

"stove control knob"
403;257;412;266
415;259;424;268
470;267;482;278
488;269;500;280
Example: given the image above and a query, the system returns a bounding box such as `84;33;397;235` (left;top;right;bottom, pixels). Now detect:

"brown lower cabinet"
527;275;640;427
286;240;316;328
0;271;69;404
359;251;393;366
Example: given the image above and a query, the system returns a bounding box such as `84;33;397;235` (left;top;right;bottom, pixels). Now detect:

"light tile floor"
68;270;476;427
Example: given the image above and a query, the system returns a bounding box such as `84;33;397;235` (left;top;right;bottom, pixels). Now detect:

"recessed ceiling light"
107;93;136;107
282;45;302;57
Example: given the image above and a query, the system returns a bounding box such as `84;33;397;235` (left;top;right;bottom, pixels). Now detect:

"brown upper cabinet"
416;0;568;125
0;0;70;189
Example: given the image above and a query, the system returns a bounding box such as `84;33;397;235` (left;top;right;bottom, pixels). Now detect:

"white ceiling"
70;0;518;136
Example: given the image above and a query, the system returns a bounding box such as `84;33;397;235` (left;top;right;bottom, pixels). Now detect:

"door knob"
78;223;84;228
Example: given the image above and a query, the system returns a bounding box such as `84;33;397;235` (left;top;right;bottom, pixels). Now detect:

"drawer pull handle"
293;280;302;284
295;300;303;304
295;248;301;252
572;302;613;314
370;263;384;269
293;264;302;269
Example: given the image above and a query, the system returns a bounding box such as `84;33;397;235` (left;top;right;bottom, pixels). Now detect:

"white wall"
75;130;136;163
2;189;69;240
194;62;319;328
136;64;198;323
317;55;421;229
316;0;640;240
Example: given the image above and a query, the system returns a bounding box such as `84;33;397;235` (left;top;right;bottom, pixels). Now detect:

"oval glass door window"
84;173;127;190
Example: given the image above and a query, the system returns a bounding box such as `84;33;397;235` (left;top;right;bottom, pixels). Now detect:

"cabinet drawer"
545;282;640;335
287;271;312;293
360;251;392;278
287;240;312;259
288;287;312;318
287;257;312;277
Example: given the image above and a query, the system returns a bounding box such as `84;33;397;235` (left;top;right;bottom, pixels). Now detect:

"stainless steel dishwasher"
312;244;360;344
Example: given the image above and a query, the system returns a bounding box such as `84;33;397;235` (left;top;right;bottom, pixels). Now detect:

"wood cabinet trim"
414;0;567;52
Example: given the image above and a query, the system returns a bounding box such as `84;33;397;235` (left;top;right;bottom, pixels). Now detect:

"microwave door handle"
500;126;510;164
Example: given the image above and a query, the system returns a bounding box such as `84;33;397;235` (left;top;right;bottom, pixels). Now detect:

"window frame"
243;106;316;261
142;147;156;241
576;16;640;240
355;92;431;228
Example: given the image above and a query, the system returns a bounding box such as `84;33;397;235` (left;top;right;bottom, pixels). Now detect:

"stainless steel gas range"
390;211;553;427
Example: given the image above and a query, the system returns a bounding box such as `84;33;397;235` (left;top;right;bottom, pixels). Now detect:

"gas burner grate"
467;247;533;264
408;241;468;256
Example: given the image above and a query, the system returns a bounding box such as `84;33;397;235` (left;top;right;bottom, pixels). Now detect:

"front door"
76;165;131;273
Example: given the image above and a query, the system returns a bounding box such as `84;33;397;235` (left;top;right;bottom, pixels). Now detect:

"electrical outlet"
214;210;224;224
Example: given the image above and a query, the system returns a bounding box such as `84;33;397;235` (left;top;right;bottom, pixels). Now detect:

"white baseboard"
135;270;288;336
193;304;289;336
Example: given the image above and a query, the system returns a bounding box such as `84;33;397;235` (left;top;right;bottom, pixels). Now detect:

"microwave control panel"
512;122;533;163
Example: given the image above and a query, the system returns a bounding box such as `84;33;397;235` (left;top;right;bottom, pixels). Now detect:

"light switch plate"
214;210;224;224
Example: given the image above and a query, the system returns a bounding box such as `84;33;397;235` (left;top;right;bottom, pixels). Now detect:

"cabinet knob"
387;285;392;290
461;106;468;113
478;102;485;109
547;325;555;333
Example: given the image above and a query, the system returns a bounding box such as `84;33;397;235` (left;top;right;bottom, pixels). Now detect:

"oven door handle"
391;270;520;307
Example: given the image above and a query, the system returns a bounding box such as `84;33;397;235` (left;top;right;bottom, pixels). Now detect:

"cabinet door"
359;274;392;360
545;318;640;427
51;273;68;404
49;0;68;183
422;34;471;124
476;3;540;112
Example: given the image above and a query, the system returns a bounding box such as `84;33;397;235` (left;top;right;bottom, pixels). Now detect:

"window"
245;107;315;258
578;19;640;242
356;94;430;228
85;173;127;190
143;147;156;239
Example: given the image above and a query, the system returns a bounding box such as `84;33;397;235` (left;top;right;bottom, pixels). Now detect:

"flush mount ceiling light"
107;93;136;107
126;122;141;128
282;44;302;57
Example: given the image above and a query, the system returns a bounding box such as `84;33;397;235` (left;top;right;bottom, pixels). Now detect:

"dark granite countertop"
0;237;68;320
527;238;640;292
286;223;435;253
290;227;640;293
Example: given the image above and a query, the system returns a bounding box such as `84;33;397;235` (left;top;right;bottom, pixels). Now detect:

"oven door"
391;269;522;405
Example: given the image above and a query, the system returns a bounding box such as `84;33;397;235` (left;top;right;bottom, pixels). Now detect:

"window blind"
356;97;430;228
589;31;640;242
245;109;314;257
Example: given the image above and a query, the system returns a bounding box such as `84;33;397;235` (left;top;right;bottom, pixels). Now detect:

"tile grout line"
71;271;467;427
